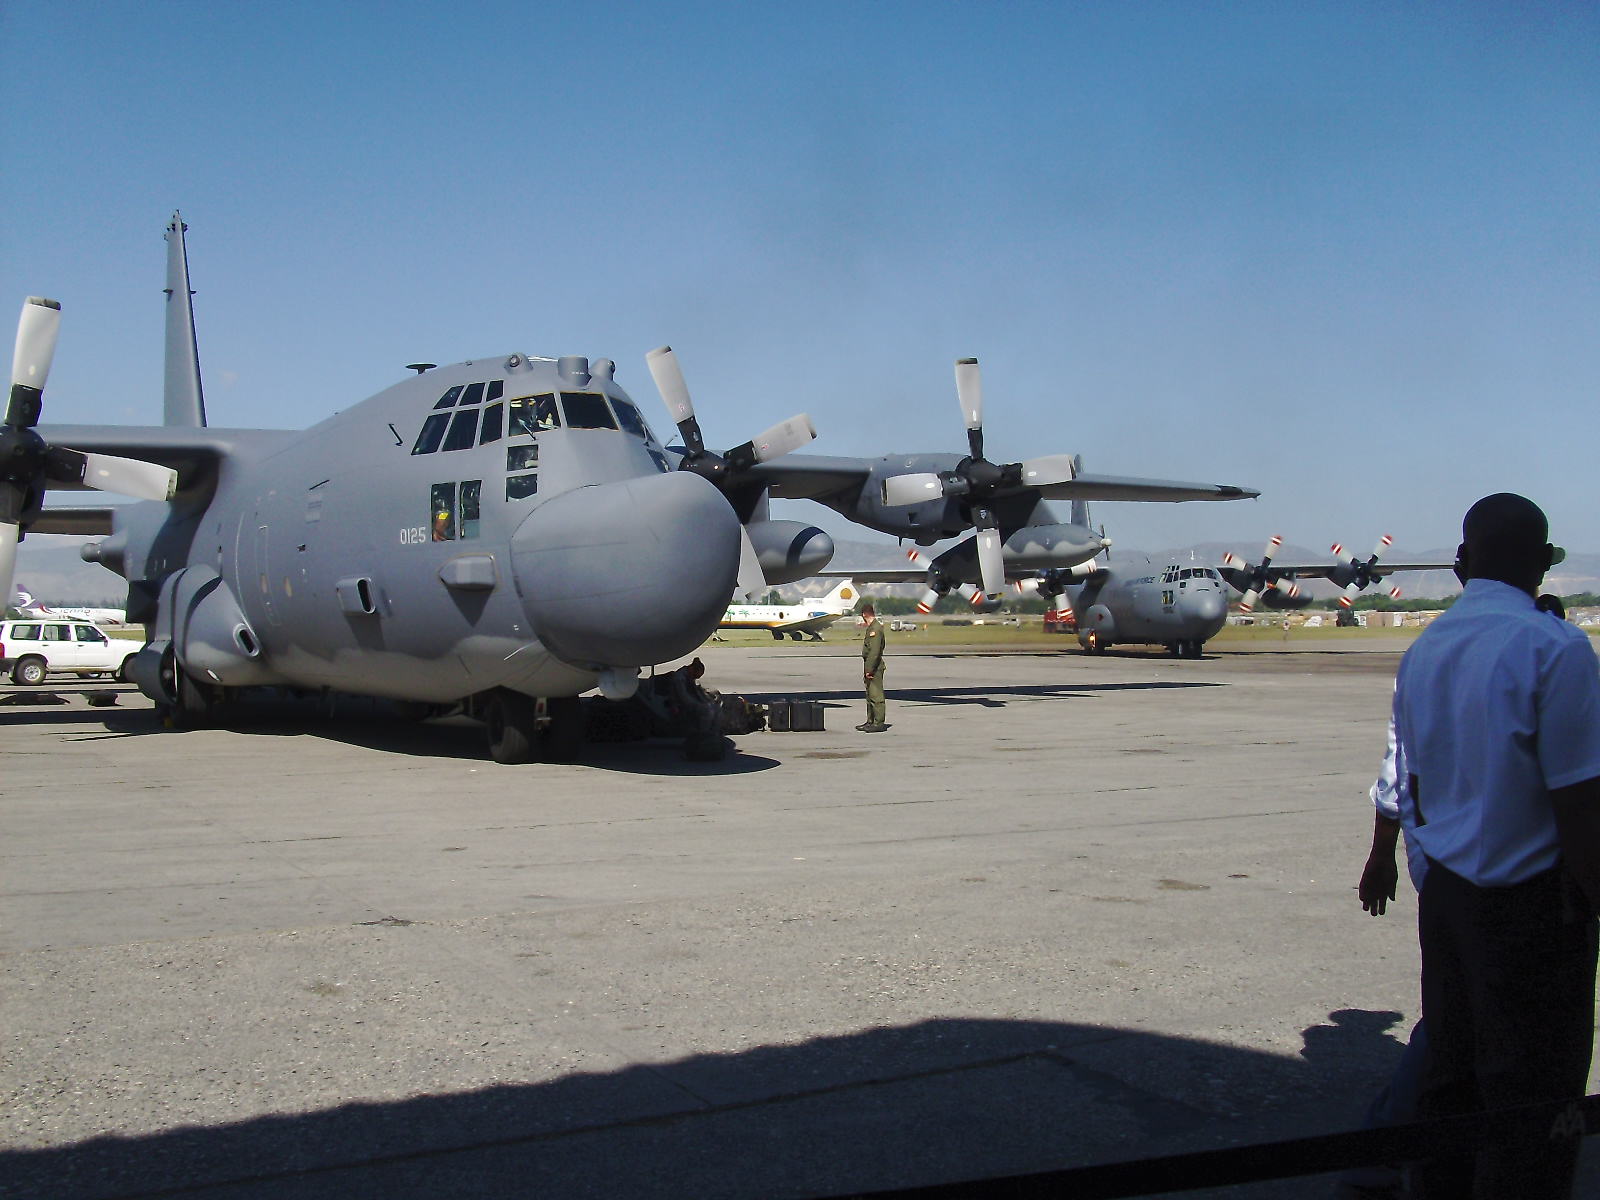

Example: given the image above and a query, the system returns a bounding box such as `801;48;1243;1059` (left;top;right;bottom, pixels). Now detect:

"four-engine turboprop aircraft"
719;579;859;640
1056;530;1454;658
6;215;834;762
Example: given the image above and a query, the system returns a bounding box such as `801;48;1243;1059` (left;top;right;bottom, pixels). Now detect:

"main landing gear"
1167;639;1205;659
481;690;586;765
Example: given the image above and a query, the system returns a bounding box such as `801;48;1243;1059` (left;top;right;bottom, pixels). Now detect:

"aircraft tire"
540;696;586;763
485;690;538;764
118;655;136;683
172;668;216;729
12;656;47;686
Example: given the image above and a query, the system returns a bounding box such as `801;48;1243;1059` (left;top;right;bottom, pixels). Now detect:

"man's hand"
864;671;874;681
1359;852;1399;915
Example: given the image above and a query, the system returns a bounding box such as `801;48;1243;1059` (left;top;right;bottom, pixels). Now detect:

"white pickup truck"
0;619;138;685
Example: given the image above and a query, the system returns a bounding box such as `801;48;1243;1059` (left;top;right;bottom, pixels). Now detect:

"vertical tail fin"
163;212;207;428
1069;455;1089;529
821;578;858;611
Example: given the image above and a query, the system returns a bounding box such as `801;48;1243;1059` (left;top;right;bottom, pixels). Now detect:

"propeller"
645;346;815;487
645;345;816;600
1015;562;1097;617
878;358;1076;598
1222;534;1283;613
1;298;179;609
1332;534;1395;608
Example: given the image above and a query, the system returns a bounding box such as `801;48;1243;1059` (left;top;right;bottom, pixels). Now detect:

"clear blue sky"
3;1;1595;558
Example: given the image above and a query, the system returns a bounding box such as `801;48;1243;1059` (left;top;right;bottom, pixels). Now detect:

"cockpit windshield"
507;394;560;436
560;392;617;430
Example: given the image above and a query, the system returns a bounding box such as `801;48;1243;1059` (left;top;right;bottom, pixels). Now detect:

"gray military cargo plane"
1053;531;1452;658
4;215;836;763
4;215;1264;759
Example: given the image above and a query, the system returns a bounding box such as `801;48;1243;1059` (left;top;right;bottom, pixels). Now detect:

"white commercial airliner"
719;579;859;640
9;585;127;626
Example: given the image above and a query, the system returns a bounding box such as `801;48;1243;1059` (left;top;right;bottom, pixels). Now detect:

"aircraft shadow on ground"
0;1012;1409;1200
750;680;1223;710
39;698;784;777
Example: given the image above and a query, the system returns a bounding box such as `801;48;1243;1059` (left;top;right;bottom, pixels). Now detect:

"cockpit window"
412;412;450;454
1180;569;1192;580
485;380;504;403
442;408;479;452
459;381;486;408
508;394;560;436
506;444;538;471
612;397;650;440
432;385;464;411
430;482;457;540
646;447;672;473
480;402;503;444
560;392;617;430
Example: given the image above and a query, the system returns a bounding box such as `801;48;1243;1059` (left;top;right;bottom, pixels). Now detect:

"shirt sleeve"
1538;632;1600;791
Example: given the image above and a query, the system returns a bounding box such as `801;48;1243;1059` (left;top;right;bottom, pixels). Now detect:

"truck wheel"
12;657;47;686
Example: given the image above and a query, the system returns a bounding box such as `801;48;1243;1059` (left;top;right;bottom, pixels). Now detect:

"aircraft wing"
1034;472;1259;503
1249;560;1454;581
741;455;877;502
28;507;119;536
812;566;928;582
33;426;294;492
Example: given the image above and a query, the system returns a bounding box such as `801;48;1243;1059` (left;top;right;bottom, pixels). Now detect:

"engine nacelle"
1000;522;1104;571
745;520;835;585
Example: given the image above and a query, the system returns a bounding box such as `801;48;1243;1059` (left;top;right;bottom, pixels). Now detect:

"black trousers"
1413;859;1598;1199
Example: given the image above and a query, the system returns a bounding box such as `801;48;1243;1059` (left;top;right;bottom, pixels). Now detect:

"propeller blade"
1331;541;1354;565
1259;534;1282;565
881;472;944;507
954;358;983;431
1369;534;1394;564
1388;584;1403;600
1337;581;1362;608
1018;454;1076;488
744;413;816;464
1238;588;1261;613
0;518;18;622
78;451;179;502
974;523;1005;599
1012;577;1042;597
915;586;941;615
644;345;704;454
734;527;765;601
955;357;984;460
8;297;61;427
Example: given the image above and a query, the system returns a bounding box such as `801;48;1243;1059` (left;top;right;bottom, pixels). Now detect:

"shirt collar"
1460;577;1537;611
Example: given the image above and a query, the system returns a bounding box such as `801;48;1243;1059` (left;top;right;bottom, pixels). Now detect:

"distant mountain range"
14;534;1600;609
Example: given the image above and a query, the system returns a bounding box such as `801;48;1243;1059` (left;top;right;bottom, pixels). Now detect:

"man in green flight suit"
858;603;888;733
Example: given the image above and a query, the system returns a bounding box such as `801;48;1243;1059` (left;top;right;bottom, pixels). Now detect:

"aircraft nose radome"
511;471;741;668
1184;589;1227;626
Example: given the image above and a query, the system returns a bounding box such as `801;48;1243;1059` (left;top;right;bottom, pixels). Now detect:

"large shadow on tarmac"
0;1013;1414;1200
10;692;786;776
757;680;1223;709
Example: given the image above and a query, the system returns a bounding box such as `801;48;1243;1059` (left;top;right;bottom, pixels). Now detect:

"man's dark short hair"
861;603;875;616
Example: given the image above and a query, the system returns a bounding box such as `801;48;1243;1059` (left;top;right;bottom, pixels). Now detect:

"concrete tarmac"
1;639;1595;1198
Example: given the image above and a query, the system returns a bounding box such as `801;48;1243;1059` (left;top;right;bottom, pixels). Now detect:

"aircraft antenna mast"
163;212;208;428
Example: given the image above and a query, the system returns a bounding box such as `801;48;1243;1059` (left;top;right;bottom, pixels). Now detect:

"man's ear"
1454;543;1469;581
1543;543;1557;571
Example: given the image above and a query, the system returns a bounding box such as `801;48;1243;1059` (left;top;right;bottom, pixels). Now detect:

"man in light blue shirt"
1392;493;1600;1199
